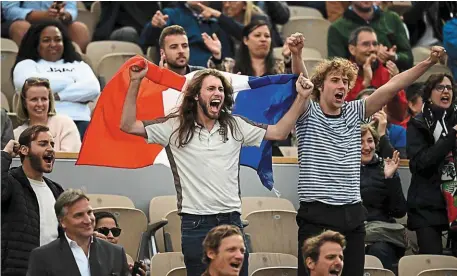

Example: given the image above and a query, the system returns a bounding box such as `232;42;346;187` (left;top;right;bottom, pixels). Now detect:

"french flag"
76;56;298;191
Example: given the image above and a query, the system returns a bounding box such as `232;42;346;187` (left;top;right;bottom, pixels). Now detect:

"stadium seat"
93;207;148;259
165;267;187;276
149;196;179;254
281;17;331;58
90;1;101;23
147;46;159;64
398;255;457;276
363;268;396;276
97;52;139;83
88;194;135;208
251;266;297;276
1;41;18;110
241;197;295;219
365;255;384;268
75;9;98;40
417;268;457;276
412;47;431;65
150;252;185;276
244;210;298;256
415;64;453;83
303;58;324;76
289;6;323;18
162;210;181;252
249;253;297;275
86;41;143;70
2;92;10;112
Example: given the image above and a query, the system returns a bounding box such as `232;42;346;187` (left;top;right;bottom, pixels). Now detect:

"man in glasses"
346;26;409;129
1;125;64;276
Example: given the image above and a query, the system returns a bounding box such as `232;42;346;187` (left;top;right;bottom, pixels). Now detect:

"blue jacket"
139;4;233;67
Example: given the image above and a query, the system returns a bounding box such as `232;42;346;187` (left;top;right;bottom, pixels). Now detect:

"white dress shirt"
65;233;93;276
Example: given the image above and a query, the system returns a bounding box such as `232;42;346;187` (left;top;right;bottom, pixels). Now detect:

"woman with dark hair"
407;73;457;255
12;20;100;139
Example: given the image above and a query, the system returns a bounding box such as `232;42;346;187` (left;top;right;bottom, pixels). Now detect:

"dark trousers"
297;201;366;276
74;120;90;141
416;226;444;254
181;212;249;276
366;241;404;273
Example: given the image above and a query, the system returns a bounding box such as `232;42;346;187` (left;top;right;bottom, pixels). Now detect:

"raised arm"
120;64;147;138
265;74;313;140
365;46;446;117
2;140;19;204
286;33;309;78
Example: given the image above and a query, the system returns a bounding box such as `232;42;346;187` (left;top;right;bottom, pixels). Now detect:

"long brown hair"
169;69;241;147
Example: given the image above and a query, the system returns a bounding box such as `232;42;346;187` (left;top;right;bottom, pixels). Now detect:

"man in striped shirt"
295;46;447;276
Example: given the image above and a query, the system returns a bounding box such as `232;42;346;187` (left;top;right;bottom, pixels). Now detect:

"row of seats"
148;252;457;276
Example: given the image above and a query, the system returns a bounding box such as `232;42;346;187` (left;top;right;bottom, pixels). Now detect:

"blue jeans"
181;212;249;276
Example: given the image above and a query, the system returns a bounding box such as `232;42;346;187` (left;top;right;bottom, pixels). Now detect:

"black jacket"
27;236;129;276
1;151;64;276
406;112;456;230
361;156;407;222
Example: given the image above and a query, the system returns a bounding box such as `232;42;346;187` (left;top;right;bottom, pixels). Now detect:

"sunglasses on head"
95;227;122;237
23;77;51;88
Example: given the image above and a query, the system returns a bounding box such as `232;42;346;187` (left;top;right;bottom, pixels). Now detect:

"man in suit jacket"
27;189;130;276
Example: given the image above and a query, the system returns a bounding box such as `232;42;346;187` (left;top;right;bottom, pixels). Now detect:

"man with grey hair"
27;189;130;275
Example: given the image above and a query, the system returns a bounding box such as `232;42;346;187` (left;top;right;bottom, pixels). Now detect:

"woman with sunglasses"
14;77;81;152
94;212;147;276
12;20;100;140
407;73;457;255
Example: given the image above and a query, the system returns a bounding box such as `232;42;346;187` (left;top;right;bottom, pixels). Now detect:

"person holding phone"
1;1;90;52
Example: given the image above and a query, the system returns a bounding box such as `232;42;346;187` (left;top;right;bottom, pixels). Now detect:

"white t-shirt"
13;59;100;121
144;116;267;214
28;178;59;246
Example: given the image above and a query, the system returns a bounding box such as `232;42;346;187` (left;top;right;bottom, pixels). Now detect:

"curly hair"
310;58;358;101
168;69;242;148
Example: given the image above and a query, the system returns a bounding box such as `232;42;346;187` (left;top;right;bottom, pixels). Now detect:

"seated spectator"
255;1;289;47
158;25;214;75
405;82;424;118
328;1;413;72
1;108;14;149
196;2;269;51
302;230;345;276
212;21;284;76
140;2;234;67
202;225;245;276
407;73;457;255
1;1;90;52
346;26;408;128
360;124;407;271
357;88;407;158
14;77;81;152
93;2;173;44
12;20;100;140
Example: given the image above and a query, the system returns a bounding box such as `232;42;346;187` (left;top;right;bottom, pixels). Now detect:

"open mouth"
329;269;341;276
43;153;55;164
209;99;221;113
230;262;241;270
335;92;344;102
441;95;450;104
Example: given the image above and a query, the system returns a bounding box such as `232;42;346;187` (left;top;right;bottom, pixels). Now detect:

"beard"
353;3;373;13
198;97;220;120
28;151;52;173
166;56;188;70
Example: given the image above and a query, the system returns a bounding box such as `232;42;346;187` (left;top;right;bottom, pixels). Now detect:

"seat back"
281;17;331;58
1;49;18;110
75;9;97;40
365;255;384;268
289;6;323;18
241;197;295;219
93;207;147;259
88;194;135;208
149;196;179;253
417;268;457;276
251;266;297;276
90;1;101;21
147;46;158;64
303;58;323;76
412;47;431;65
86;41;143;70
248;253;297;275
415;64;453;83
165;267;187;276
363;268;396;276
2;92;10;111
97;52;138;83
163;210;181;252
1;38;18;51
150;252;185;276
398;255;457;276
244;210;298;256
